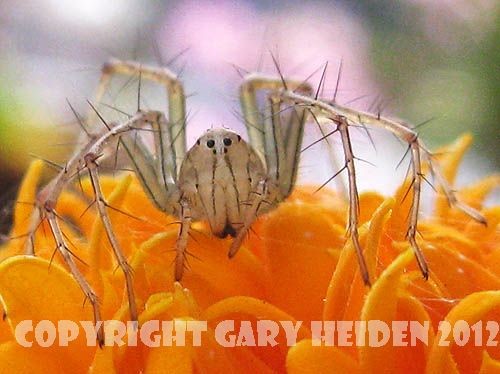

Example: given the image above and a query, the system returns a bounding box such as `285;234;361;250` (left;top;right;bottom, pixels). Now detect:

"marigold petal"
193;328;275;374
0;315;11;344
180;233;267;306
0;341;71;373
138;284;198;323
426;291;500;374
202;296;310;338
419;222;479;262
434;134;472;219
202;296;311;372
10;160;44;240
55;190;97;240
359;249;428;373
387;179;414;242
132;228;267;309
144;343;193;373
435;134;472;181
130;232;177;303
359;192;385;224
479;350;500;374
286;339;360;373
99;273;123;320
321;235;358;321
422;244;500;297
392;295;435;373
465;206;500;243
323;197;394;322
0;160;44;261
459;175;500;207
89;345;116;373
262;201;341;323
0;255;96;368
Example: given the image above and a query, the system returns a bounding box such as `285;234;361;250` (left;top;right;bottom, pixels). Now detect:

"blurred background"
0;0;498;235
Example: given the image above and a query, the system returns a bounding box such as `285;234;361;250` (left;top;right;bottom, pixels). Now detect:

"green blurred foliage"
353;0;499;167
0;68;70;191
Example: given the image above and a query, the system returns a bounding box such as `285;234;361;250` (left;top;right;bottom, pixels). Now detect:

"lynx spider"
23;58;486;345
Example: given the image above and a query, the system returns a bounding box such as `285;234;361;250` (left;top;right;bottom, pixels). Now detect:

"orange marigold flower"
0;134;498;373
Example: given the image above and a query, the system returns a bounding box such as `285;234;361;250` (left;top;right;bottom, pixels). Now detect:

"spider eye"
206;139;215;148
223;138;232;146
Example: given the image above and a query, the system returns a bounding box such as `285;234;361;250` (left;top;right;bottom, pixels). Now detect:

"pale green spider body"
178;128;266;239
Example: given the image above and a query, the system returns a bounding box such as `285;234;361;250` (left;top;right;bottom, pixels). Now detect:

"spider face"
195;129;243;156
178;128;266;239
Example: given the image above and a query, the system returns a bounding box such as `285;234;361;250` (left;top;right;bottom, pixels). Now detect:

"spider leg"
89;58;187;172
88;61;192;280
407;139;429;278
228;75;311;259
118;113;177;212
25;205;42;255
228;180;267;258
278;90;486;284
239;74;311;199
44;207;104;347
85;152;138;322
277;97;309;198
424;151;486;224
87;60;195;284
239;74;312;158
284;93;429;284
335;116;371;285
174;198;192;281
23;112;156;343
26;112;156;239
264;95;286;191
89;60;190;216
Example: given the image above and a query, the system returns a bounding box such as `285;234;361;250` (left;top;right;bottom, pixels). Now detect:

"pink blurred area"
157;1;376;139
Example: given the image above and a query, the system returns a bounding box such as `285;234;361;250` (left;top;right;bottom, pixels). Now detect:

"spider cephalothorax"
23;58;486;345
178;128;266;240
